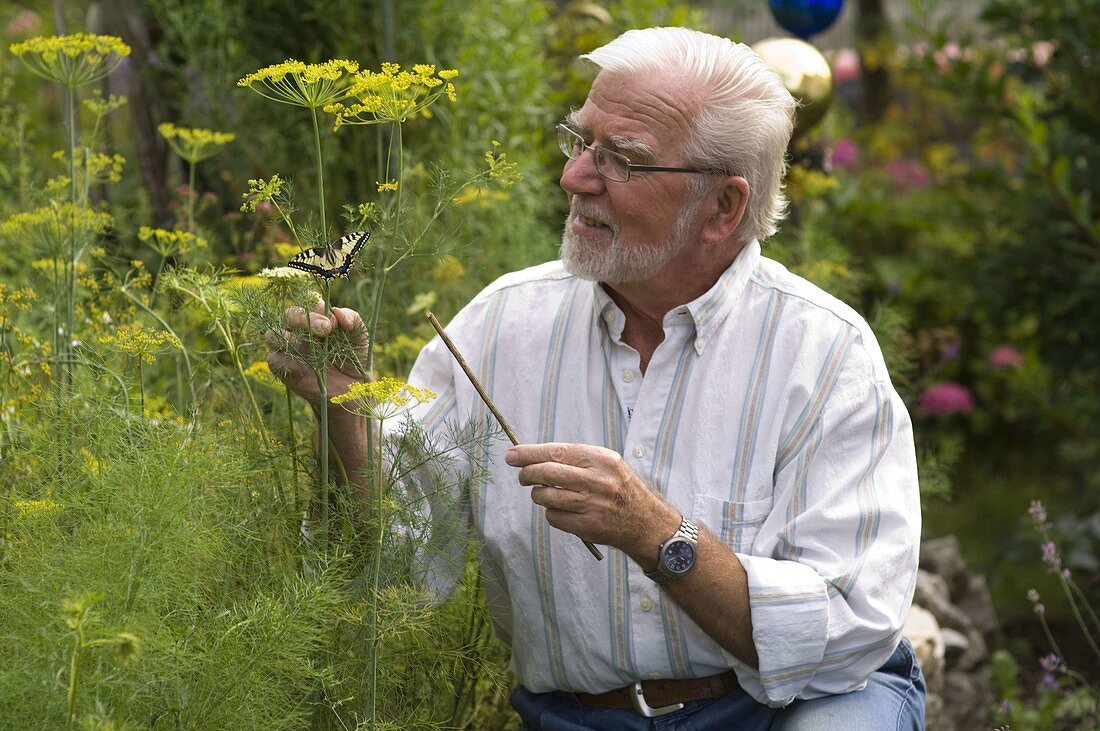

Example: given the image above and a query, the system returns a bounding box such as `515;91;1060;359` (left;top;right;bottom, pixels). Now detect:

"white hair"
581;27;796;243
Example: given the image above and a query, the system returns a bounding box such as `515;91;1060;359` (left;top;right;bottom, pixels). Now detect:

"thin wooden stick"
427;312;604;561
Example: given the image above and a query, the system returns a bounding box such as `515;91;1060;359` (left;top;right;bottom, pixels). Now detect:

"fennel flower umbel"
325;63;458;127
157;123;235;164
9;33;130;88
237;59;359;109
331;376;436;421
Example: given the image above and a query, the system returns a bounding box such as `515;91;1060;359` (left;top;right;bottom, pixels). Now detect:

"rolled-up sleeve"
735;377;920;706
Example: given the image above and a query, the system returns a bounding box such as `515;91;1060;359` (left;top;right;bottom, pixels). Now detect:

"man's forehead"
575;71;697;145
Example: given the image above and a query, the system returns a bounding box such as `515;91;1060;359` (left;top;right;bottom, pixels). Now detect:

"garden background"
1;0;1097;728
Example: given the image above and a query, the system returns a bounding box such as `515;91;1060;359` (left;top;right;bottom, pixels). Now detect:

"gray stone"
940;627;969;666
920;536;970;597
924;692;955;731
903;604;945;694
943;668;993;729
957;627;988;673
958;574;998;636
915;570;974;633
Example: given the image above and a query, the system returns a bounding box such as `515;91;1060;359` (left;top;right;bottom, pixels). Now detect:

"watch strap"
644;516;699;584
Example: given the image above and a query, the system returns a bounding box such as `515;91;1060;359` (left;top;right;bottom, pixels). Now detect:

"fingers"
530;485;588;514
505;442;615;468
332;306;369;349
267;350;313;390
284;305;335;336
516;461;590;490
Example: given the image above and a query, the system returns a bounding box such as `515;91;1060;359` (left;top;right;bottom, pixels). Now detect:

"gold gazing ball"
751;37;834;136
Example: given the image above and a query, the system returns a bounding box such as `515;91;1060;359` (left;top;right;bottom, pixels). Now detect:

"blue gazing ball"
767;0;845;39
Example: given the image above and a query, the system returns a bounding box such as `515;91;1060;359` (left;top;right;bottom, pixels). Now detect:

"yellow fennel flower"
331;376;436;420
240;174;285;213
13;498;63;520
97;322;182;364
237;59;359;109
137;226;207;258
325;63;459;127
157;123;235;164
243;360;280;388
0;203;113;257
9;33;130;88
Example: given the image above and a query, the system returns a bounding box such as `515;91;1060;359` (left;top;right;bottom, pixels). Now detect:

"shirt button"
632;445;646;458
603;311;614;322
649;672;662;680
622;369;635;383
639;598;653;613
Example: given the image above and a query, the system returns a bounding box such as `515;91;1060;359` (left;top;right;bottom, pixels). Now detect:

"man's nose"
560;147;605;196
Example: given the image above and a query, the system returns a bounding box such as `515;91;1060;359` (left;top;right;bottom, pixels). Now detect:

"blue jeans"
510;638;925;730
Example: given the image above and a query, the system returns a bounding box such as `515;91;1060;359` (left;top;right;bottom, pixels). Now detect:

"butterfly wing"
287;231;370;279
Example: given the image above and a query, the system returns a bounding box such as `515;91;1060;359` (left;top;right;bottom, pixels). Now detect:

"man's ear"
700;176;750;245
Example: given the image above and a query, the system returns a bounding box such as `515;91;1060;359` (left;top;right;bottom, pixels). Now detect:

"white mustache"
569;202;613;228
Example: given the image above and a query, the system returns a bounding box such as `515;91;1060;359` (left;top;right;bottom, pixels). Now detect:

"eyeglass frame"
556;123;728;183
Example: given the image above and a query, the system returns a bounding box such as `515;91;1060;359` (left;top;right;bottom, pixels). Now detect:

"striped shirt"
405;240;920;706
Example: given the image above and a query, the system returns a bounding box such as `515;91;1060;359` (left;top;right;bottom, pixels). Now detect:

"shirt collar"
591;239;761;354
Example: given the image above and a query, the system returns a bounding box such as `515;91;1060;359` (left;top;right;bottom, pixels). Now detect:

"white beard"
560;199;701;284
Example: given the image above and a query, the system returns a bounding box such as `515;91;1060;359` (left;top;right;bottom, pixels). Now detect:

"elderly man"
270;27;924;730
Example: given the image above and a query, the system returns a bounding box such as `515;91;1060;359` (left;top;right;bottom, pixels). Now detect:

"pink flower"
988;344;1024;369
919;381;975;416
7;9;40;35
832;48;861;84
830;139;859;169
888;158;931;190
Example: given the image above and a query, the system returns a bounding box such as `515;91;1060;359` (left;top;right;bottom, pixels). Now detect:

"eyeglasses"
556;124;724;183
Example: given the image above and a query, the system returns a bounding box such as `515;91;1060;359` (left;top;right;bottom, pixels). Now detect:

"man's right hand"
266;302;369;409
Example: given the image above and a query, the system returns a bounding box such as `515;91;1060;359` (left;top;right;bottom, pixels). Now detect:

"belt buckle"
630;680;684;718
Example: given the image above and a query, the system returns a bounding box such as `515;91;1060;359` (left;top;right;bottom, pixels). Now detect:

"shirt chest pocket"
691;494;773;555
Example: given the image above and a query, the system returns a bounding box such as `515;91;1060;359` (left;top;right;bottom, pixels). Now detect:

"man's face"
559;72;707;285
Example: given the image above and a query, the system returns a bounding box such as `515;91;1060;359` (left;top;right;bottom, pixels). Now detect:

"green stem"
187;161;197;234
1037;610;1066;663
311;107;327;237
1059;572;1100;662
1068;579;1100;636
137;360;145;417
120;286;196;413
221;323;264;429
368;416;387;728
66;624;83;730
62;84;78;390
317;372;329;552
285;386;301;517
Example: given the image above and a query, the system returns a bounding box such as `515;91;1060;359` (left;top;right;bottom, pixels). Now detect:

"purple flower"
989;344;1024;369
1029;500;1048;525
1034;602;1045;615
1039;653;1061;673
1027;588;1040;603
887;158;931;190
1040;541;1062;572
998;699;1013;716
1041;672;1057;691
939;338;961;361
919;381;976;416
830;139;859;169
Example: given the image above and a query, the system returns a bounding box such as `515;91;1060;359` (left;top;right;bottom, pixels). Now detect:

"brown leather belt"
575;670;739;717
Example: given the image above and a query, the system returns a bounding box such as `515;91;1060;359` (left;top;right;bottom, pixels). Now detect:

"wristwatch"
644;516;699;584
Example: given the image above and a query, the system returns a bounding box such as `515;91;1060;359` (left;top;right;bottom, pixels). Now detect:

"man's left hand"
504;443;680;562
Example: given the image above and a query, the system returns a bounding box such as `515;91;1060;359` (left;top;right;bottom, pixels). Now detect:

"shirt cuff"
733;553;830;706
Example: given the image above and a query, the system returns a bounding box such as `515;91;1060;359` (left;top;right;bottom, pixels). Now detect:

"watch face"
662;539;696;574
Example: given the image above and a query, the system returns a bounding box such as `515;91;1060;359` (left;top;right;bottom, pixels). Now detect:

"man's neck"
602;244;741;373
